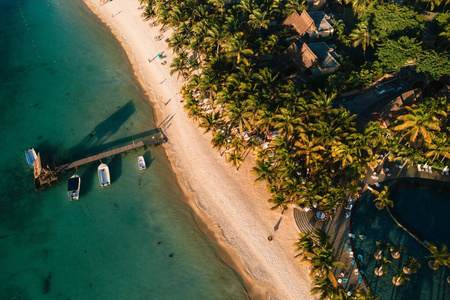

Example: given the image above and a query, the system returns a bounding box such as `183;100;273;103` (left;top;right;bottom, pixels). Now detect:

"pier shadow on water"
108;153;123;184
77;164;97;196
142;150;155;168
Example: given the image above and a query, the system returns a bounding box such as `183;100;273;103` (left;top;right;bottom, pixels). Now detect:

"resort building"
282;10;334;38
279;41;340;79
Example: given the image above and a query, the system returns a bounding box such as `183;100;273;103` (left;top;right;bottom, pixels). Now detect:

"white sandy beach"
81;0;313;298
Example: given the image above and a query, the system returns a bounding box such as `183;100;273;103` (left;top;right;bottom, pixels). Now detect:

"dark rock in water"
43;273;51;294
168;253;174;258
157;241;161;245
38;135;43;140
90;283;93;288
89;132;94;137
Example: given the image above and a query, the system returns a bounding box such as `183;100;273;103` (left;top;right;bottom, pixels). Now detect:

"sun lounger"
354;269;359;275
348;233;356;239
351;260;356;265
344;243;350;247
345;211;351;218
358;276;363;283
349;252;354;258
417;164;422;172
342;278;349;283
345;204;352;210
374;182;380;188
360;270;365;275
358;254;364;262
347;248;353;253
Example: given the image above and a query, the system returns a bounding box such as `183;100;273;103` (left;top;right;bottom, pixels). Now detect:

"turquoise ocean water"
0;0;246;299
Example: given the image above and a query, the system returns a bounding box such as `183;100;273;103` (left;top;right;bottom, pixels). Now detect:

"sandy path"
80;0;312;298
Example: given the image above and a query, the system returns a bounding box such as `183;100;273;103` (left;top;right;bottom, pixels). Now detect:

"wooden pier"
57;137;166;171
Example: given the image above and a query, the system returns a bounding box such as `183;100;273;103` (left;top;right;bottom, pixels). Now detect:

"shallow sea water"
0;0;246;299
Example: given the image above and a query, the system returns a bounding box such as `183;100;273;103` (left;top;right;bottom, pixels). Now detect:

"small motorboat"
137;156;146;170
98;163;111;187
25;148;37;165
68;175;81;201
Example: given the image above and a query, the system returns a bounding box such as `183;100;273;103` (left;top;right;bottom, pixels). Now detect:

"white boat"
68;175;81;201
98;163;111;187
25;148;37;165
137;156;146;170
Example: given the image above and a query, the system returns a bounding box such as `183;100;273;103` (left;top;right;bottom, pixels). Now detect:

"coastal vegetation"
138;0;449;297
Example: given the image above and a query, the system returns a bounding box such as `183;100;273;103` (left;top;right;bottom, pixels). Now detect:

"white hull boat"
98;163;111;187
137;156;146;170
68;175;81;201
25;148;37;165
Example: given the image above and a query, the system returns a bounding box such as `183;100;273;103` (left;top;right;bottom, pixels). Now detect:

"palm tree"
425;132;450;163
390;242;406;259
222;32;254;66
306;248;346;279
226;149;244;169
354;289;381;300
427;244;450;270
374;240;389;259
349;22;378;60
211;130;228;155
199;112;220;134
248;7;269;36
392;268;410;286
274;108;304;141
393;104;441;147
374;256;391;276
294;135;326;168
310;277;338;300
371;186;394;210
170;51;190;80
312;228;332;250
294;232;314;259
403;256;421;274
345;0;374;17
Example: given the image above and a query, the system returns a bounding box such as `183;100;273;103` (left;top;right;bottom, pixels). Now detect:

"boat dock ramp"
56;137;166;171
34;135;166;190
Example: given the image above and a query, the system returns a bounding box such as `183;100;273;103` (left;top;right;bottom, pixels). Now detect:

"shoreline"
80;0;312;299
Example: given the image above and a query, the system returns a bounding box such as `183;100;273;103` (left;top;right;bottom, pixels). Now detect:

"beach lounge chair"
360;270;365;275
348;233;356;239
347;248;353;253
417;164;422;172
345;204;352;210
349;252;354;258
345;211;351;218
358;254;364;262
354;269;359;275
342;278;349;283
374;182;380;188
351;260;356;265
344;243;350;247
358;276;363;283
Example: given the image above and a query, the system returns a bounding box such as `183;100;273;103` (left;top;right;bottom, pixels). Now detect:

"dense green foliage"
139;0;449;296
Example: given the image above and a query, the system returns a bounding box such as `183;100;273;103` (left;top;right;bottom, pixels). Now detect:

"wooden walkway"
57;138;166;171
